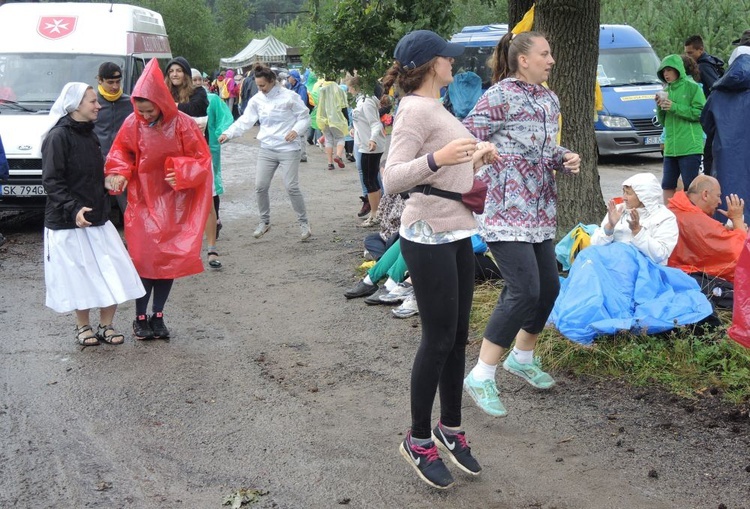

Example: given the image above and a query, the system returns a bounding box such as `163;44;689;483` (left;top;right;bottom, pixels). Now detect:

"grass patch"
470;282;750;404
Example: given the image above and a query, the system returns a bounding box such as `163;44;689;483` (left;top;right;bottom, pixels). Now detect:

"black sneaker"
431;423;481;476
149;312;170;339
133;314;154;340
399;431;454;489
344;280;378;299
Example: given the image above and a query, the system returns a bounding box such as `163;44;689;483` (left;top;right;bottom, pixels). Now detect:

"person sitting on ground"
363;191;406;261
344;238;410;302
667;175;747;282
590;172;679;265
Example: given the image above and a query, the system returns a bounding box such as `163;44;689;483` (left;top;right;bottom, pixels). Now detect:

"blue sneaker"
463;372;507;417
503;354;556;389
431;424;481;476
399;431;454;489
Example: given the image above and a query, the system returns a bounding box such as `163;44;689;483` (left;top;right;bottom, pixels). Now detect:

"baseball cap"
394;30;464;70
732;29;750;46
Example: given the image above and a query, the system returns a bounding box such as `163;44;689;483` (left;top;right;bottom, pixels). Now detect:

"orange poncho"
667;191;746;282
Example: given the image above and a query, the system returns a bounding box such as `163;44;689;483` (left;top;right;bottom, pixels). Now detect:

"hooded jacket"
667;190;747;282
352;94;385;154
105;59;212;279
657;54;706;157
701;54;750;225
42;115;110;229
287;70;311;110
590;173;678;265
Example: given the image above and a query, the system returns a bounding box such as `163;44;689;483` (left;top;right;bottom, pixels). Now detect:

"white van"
0;2;172;210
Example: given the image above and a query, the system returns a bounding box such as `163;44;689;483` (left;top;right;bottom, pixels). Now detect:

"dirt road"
1;133;748;508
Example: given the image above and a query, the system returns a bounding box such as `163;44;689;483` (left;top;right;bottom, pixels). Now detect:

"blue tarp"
549;243;713;345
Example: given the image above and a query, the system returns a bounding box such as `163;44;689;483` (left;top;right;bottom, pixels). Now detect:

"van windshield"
597;48;661;87
0;54;125;110
452;46;495;89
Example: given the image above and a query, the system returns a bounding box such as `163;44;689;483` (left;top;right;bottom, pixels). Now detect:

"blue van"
450;24;663;156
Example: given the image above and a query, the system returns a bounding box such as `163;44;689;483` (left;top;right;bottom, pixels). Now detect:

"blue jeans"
662;154;702;191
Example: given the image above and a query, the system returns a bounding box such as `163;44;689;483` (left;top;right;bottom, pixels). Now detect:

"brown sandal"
97;324;125;345
75;325;100;347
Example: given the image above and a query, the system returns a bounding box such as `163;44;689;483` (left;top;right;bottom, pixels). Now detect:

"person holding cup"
655;54;706;204
41;82;145;346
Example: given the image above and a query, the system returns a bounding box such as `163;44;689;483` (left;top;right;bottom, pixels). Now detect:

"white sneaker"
363;249;374;261
300;223;312;241
392;294;418;318
361;216;380;228
380;282;414;304
253;222;270;238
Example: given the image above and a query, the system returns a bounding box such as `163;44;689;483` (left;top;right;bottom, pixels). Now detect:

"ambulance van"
0;2;172;210
450;24;664;156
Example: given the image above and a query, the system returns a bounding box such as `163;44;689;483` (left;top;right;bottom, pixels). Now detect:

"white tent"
220;35;290;68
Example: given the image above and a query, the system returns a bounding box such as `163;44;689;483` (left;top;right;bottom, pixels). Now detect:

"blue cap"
394;30;464;70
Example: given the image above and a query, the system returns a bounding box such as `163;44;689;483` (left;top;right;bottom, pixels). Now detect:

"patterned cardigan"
463;78;571;243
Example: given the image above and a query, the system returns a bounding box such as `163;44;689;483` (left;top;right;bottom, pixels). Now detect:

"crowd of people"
24;18;749;492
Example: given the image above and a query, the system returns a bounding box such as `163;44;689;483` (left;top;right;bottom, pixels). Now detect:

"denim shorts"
662;154;702;191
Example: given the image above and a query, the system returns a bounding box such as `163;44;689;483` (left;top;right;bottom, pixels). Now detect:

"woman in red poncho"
105;59;212;341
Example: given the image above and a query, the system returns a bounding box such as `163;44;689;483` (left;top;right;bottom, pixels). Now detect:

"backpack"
706;54;725;79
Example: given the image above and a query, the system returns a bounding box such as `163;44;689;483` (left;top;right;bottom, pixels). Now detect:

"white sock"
384;277;397;291
512;347;534;365
363;274;374;286
470;358;497;382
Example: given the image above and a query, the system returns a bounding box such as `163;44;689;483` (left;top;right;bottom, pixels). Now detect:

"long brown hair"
165;65;192;104
381;57;438;95
488;32;514;84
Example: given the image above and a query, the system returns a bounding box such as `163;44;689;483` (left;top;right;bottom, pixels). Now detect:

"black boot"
357;196;371;218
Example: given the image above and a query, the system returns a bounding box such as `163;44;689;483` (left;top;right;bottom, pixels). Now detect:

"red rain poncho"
105;59;212;279
729;237;750;348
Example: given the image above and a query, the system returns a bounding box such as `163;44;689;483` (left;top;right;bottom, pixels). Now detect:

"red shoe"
333;156;345;168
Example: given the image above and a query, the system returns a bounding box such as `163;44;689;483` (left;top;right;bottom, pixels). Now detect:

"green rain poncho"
207;92;234;194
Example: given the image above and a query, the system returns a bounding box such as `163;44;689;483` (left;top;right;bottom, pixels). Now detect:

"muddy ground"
1;132;749;508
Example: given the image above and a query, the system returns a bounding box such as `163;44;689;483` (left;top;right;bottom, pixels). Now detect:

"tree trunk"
536;0;604;239
508;0;535;27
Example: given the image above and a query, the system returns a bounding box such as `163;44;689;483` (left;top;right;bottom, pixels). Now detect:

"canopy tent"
220;35;290;68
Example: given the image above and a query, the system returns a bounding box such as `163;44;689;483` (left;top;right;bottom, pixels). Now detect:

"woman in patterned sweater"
462;32;580;417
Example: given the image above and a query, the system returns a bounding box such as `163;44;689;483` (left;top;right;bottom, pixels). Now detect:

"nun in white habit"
41;82;145;346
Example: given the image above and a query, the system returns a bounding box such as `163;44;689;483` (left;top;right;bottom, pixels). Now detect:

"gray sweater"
382;95;477;234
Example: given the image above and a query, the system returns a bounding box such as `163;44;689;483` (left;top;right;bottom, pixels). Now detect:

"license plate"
0;184;46;196
645;136;661;145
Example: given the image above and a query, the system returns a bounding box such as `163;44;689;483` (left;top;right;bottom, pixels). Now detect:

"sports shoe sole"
253;225;270;239
463;380;508;417
503;363;556;390
431;432;481;476
398;442;454;490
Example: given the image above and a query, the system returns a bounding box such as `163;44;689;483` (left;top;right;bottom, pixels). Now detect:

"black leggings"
360;152;382;193
484;240;560;347
135;278;174;316
213;195;221;220
401;237;475;439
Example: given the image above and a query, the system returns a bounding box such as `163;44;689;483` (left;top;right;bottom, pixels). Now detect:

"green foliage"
248;17;311;48
454;0;509;28
602;0;750;62
306;0;462;86
128;0;220;72
214;0;254;57
471;283;750;404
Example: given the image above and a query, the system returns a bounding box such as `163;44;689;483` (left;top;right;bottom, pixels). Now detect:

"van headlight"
599;115;632;129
